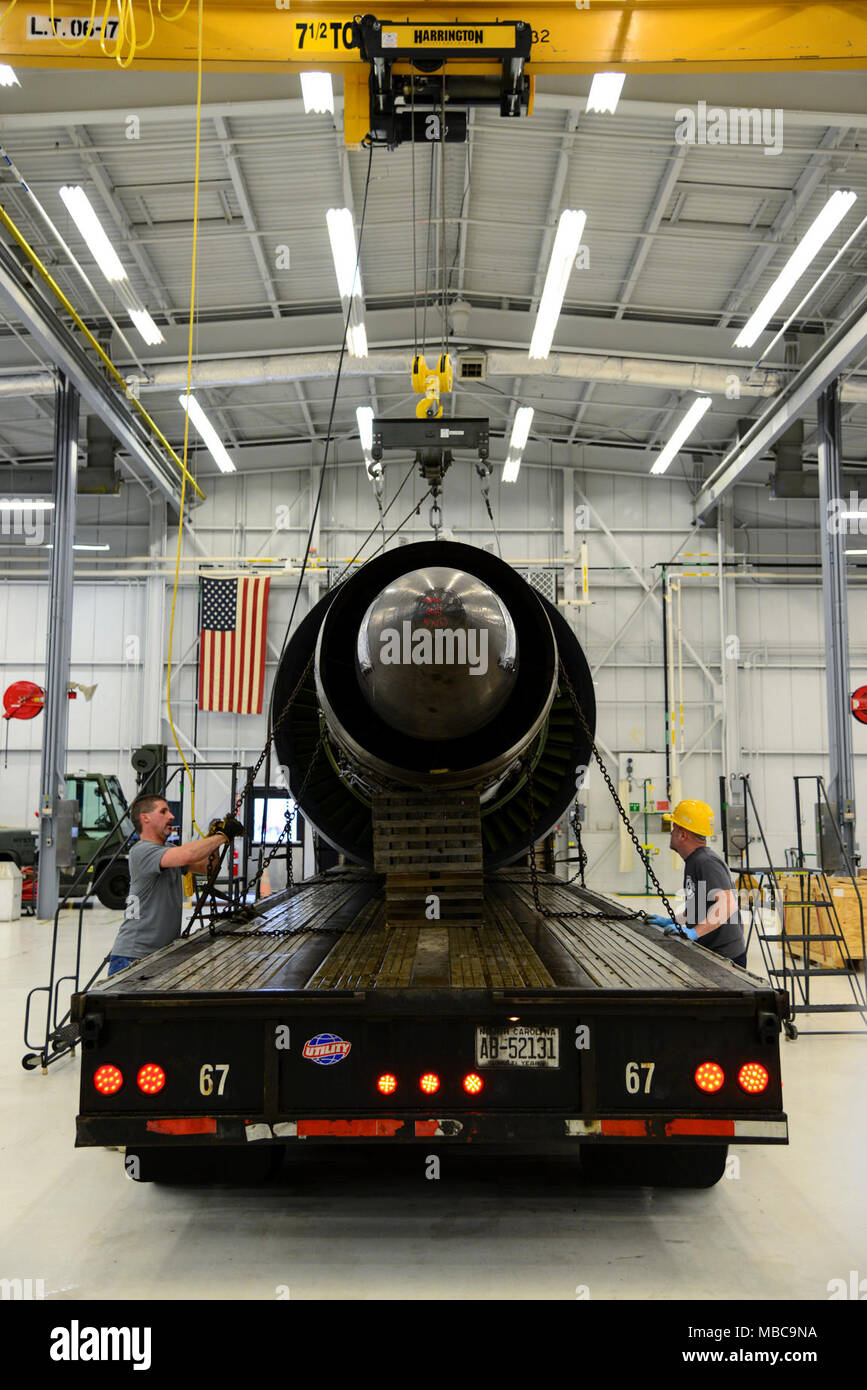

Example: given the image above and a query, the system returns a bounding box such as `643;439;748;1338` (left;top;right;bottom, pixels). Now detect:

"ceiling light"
502;405;534;483
129;307;164;346
356;405;374;457
301;72;334;114
586;72;625;114
346;320;368;358
59;185;127;282
178;394;236;474
846;550;867;556
0;498;54;509
734;190;857;349
0;65;20;87
528;210;587;360
326;207;363;301
44;543;111;551
650;396;713;475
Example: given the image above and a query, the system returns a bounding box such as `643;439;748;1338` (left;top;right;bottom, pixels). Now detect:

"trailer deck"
97;867;768;998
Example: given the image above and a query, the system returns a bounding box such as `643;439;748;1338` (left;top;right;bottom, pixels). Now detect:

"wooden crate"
373;790;483;927
777;873;867;966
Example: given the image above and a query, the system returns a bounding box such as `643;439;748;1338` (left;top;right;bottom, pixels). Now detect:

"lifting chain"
557;663;683;929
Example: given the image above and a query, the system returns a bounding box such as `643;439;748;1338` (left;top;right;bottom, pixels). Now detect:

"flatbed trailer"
72;867;789;1186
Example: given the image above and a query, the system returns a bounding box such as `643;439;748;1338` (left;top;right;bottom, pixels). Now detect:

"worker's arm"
693;888;739;938
160;833;228;869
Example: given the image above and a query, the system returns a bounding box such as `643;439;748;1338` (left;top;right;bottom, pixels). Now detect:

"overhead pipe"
3;346;867;404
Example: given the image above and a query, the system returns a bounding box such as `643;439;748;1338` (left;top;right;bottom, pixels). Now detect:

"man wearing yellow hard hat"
648;799;747;967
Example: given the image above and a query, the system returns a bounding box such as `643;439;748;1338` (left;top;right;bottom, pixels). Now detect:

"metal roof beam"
0;242;187;512
614;144;687;319
717;126;850;329
68;126;177;324
213;114;282;322
694;292;867;518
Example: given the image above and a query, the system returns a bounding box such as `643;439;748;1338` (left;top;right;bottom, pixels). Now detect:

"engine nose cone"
356;566;518;740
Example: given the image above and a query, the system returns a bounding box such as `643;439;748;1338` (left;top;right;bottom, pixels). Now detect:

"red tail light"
419;1073;440;1095
694;1062;724;1093
94;1064;123;1095
738;1062;769;1093
463;1073;484;1095
377;1073;397;1095
137;1063;166;1094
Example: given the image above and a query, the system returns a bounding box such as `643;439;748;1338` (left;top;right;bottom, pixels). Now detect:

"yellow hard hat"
663;798;715;838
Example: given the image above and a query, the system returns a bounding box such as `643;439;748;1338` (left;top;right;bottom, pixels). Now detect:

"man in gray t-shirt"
108;795;232;977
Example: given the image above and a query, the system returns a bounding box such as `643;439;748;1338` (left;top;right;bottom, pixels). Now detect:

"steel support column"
817;380;856;860
143;496;167;741
717;496;743;802
36;375;79;919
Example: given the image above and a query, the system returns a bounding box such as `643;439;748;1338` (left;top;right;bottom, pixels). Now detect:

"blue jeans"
108;954;139;977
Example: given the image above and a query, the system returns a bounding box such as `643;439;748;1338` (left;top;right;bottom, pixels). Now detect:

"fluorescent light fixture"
650;395;713;475
0;497;54;509
528;210;587;360
59;185;127;282
326;207;363;301
178;394;236;474
846;550;867;556
129;307;164;346
586;72;625;114
301;72;334;114
356;406;374;456
44;543;110;551
0;65;20;87
735;190;857;349
502;406;534;483
346;321;368;358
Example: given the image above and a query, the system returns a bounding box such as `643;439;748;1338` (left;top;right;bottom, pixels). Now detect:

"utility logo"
302;1033;352;1065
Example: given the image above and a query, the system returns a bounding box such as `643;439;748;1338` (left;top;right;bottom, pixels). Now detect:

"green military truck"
0;772;132;910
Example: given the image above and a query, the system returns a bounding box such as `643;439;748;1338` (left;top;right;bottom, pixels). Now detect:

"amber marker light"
94;1064;123;1095
463;1073;484;1095
377;1073;397;1095
419;1073;440;1094
738;1062;769;1094
137;1063;166;1095
694;1062;725;1093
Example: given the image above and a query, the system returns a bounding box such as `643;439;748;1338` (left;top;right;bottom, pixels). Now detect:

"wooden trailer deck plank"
93;867;767;997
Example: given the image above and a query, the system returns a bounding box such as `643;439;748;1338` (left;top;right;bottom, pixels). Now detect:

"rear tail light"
93;1064;123;1095
694;1062;724;1093
377;1073;397;1095
738;1062;769;1093
137;1063;166;1094
419;1073;440;1095
463;1073;484;1095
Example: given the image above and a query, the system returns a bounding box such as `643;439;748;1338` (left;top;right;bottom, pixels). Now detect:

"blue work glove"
648;913;677;928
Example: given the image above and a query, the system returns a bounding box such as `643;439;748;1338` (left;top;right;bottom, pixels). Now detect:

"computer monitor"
248;789;299;846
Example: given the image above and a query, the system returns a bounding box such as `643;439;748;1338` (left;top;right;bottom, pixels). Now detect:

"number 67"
625;1061;655;1094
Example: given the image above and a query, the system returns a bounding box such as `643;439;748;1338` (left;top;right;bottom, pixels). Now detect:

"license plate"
475;1026;559;1068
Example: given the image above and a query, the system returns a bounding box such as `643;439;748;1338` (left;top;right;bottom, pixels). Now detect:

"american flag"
198;576;271;714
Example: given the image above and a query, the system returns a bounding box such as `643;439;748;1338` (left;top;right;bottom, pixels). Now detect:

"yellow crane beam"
0;3;865;75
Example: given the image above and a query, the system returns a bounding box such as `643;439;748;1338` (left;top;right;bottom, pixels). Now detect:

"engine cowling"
271;540;596;868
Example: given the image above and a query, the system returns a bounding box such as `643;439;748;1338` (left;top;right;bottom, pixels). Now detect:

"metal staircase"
726;775;866;1036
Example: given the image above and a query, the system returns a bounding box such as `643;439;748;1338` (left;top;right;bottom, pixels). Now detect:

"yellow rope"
165;0;204;835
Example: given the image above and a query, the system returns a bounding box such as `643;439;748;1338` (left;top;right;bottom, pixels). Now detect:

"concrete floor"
1;900;865;1301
